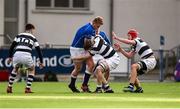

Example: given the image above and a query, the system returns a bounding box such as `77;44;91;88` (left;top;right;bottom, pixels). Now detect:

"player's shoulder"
99;31;106;35
94;35;103;42
18;32;36;39
83;23;94;31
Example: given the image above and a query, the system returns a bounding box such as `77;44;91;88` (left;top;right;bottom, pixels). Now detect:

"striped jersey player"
7;23;44;93
113;29;157;93
84;35;121;93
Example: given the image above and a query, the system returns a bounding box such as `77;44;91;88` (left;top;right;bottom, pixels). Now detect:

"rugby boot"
123;85;134;93
104;86;114;93
94;87;103;93
134;87;143;93
25;88;34;93
81;84;91;93
68;84;80;93
7;86;12;93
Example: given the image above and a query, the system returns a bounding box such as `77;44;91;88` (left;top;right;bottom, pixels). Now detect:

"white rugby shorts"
12;52;34;68
70;47;90;59
140;56;157;73
99;53;121;71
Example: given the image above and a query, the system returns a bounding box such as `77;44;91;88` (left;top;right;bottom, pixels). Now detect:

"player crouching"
83;35;121;93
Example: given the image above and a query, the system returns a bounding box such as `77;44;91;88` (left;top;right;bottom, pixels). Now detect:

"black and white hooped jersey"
89;36;116;59
132;37;153;59
9;32;43;63
14;33;39;53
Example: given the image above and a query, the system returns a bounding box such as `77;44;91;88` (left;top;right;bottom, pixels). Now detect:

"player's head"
127;29;139;40
92;16;103;30
84;37;95;50
25;23;35;34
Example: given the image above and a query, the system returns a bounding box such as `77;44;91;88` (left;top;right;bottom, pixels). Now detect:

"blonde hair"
92;16;103;25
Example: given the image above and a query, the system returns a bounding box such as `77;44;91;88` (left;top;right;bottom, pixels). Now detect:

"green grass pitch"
0;81;180;108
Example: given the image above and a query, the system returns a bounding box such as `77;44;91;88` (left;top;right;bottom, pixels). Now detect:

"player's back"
71;23;96;48
90;36;116;59
14;32;39;54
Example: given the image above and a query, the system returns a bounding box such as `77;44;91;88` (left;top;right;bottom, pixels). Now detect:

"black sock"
82;73;91;86
69;76;77;87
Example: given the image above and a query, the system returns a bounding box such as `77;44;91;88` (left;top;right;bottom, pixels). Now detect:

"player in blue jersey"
6;24;44;93
69;16;111;93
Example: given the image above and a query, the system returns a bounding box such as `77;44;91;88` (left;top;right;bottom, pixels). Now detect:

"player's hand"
7;58;12;64
113;43;121;51
39;63;44;69
112;32;118;40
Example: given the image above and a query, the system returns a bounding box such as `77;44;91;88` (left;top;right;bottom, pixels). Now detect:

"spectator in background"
7;23;44;93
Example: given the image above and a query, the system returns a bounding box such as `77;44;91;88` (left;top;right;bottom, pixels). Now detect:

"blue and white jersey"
71;23;96;48
132;37;153;59
14;33;39;53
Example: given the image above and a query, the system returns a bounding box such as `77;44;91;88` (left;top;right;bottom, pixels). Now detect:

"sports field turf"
0;81;180;108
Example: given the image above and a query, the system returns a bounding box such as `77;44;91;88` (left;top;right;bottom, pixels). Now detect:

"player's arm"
114;43;135;58
34;39;44;68
9;41;18;58
8;40;18;64
112;32;136;45
35;46;43;63
9;36;19;58
35;46;44;69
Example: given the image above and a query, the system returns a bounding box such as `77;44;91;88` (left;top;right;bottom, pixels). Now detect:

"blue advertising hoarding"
0;48;76;74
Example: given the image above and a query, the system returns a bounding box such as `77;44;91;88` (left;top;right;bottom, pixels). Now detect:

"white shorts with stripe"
12;52;34;68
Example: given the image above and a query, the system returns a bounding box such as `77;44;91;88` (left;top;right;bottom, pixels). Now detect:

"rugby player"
113;29;157;93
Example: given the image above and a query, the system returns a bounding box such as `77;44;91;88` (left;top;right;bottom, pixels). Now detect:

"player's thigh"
86;56;94;70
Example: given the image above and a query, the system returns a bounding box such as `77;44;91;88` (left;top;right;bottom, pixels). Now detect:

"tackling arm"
114;43;135;59
112;32;136;45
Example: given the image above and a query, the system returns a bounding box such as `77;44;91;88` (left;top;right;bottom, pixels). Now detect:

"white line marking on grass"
0;96;180;102
0;108;178;109
0;108;180;109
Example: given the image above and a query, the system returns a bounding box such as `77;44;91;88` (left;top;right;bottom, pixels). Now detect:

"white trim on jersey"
16;45;32;50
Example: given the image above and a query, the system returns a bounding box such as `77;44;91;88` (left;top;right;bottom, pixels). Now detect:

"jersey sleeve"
9;41;18;58
34;38;40;47
35;46;43;63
